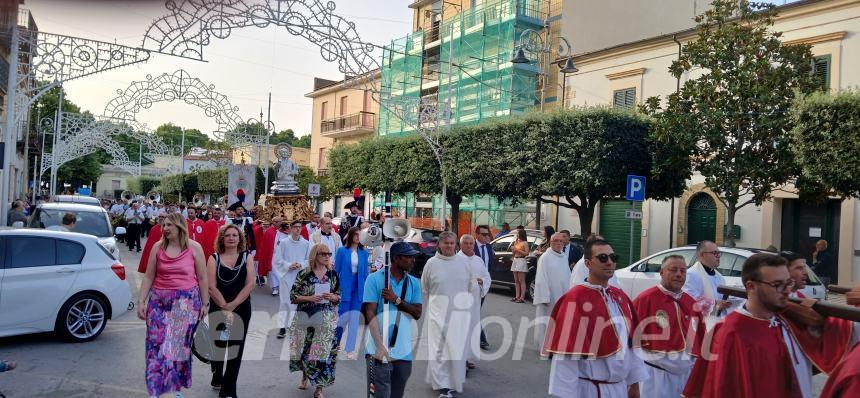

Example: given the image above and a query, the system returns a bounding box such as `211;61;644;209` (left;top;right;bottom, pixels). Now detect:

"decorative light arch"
140;0;443;158
40;113;170;176
103;69;272;146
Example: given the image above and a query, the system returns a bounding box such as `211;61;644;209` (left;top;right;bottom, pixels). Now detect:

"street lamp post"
512;30;578;229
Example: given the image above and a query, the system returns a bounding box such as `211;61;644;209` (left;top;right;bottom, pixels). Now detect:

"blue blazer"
474;242;496;270
334;246;370;303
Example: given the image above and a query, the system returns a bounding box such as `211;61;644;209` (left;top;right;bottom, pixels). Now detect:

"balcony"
320;111;376;139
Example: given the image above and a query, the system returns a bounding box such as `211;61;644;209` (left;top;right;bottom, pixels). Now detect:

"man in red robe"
778;251;856;376
202;207;226;262
632;254;706;397
252;219;269;286
683;254;807;398
821;342;860;398
300;212;320;241
137;214;165;273
543;239;647;398
186;207;206;245
259;216;282;292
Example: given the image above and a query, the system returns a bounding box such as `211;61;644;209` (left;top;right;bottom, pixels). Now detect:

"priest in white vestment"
273;220;311;337
533;233;572;348
457;234;492;366
421;231;473;398
683;240;741;329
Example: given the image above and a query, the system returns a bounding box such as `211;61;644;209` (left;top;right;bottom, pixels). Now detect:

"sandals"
0;360;15;373
298;379;309;390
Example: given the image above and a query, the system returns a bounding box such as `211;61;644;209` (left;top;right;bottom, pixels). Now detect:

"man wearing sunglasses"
473;225;495;350
684;240;733;326
569;234;620;289
544;239;647;398
684;253;815;398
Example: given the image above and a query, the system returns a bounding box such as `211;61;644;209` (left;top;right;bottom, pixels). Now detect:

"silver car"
614;246;826;300
27;203;121;261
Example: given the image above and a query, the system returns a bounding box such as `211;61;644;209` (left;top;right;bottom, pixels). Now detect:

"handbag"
191;321;214;364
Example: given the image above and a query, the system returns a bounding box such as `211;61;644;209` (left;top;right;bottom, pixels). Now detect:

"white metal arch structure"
141;0;444;160
103;69;271;146
40;113;170;176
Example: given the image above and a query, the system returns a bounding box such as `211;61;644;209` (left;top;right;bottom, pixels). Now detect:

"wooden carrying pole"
717;285;860;322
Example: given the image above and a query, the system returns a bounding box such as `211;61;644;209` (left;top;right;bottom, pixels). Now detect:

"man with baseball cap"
363;242;424;398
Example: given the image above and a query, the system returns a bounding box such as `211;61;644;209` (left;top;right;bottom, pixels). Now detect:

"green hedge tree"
792;90;860;198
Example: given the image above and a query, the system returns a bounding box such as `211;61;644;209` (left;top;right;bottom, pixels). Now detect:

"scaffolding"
378;0;544;137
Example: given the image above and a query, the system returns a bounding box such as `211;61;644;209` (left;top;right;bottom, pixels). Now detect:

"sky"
24;0;414;139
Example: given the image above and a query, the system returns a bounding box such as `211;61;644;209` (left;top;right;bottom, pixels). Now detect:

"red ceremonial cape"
820;342;860;398
632;285;706;354
784;314;854;374
541;284;634;358
257;226;278;276
682;311;803;398
202;219;225;261
137;224;162;273
187;218;206;244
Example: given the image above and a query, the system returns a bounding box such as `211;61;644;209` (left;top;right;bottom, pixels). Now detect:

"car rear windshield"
420;230;441;241
31;209;111;238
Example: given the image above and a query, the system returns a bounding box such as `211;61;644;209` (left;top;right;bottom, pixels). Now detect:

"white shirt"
350;250;359;274
475;242;491;269
46;225;69;232
109;203;125;215
124;207;142;224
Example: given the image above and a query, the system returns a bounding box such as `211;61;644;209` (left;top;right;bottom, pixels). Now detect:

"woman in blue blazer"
334;226;370;357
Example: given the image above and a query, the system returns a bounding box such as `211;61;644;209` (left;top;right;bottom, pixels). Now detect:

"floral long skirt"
145;287;201;396
289;308;340;387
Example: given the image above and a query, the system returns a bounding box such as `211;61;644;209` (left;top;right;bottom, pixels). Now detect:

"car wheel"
56;293;108;343
528;279;536;302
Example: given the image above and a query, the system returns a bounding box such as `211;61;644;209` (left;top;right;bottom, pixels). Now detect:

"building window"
340;96;348;116
321;101;328;120
813;55;831;91
111;180;121;190
613;88;636;109
319;148;329;169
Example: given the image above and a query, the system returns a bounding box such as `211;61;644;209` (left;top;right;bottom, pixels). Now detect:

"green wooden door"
687;193;717;245
599;200;642;268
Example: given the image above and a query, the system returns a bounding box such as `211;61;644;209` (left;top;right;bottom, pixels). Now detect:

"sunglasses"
591;253;619;263
318;252;333;257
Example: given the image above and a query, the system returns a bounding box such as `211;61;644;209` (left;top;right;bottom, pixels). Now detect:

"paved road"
0;241;831;397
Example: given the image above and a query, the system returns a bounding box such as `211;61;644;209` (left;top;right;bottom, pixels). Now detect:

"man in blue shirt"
363;242;423;398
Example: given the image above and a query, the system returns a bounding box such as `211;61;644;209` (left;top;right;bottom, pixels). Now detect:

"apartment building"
562;0;859;284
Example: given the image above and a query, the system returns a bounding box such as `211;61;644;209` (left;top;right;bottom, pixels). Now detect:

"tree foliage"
269;128;311;148
127;176;161;195
195;168;229;194
643;0;817;246
792;90;860;198
155;123;211;152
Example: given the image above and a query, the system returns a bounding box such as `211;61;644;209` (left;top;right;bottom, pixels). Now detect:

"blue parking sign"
626;175;646;202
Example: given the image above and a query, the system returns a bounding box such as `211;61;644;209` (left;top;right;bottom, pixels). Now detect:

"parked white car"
0;229;132;342
52;195;102;207
615;246;826;300
28;202;121;261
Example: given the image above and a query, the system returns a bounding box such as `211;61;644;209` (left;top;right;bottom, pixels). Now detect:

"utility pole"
138;140;142;176
179;127;185;203
50;87;64;197
264;93;271;195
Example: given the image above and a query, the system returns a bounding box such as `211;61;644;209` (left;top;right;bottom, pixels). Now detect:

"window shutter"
813;55;831;91
613;88;636;109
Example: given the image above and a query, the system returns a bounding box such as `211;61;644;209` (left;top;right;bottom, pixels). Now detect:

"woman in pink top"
137;213;209;398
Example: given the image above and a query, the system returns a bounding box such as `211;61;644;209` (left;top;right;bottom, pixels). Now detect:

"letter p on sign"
626;175;646;202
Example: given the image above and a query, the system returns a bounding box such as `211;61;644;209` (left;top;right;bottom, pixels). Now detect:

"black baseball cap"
390;242;419;257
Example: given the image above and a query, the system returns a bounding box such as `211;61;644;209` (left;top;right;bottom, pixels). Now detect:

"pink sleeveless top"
152;246;199;290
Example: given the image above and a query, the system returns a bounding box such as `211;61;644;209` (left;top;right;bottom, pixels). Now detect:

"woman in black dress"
207;224;257;398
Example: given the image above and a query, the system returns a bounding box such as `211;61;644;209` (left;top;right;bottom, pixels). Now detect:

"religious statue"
271;143;300;195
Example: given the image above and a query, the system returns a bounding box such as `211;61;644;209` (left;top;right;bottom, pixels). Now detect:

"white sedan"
0;228;132;342
614;246;827;300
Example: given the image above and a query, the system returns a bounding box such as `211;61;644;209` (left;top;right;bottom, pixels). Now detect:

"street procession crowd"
12;194;857;398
